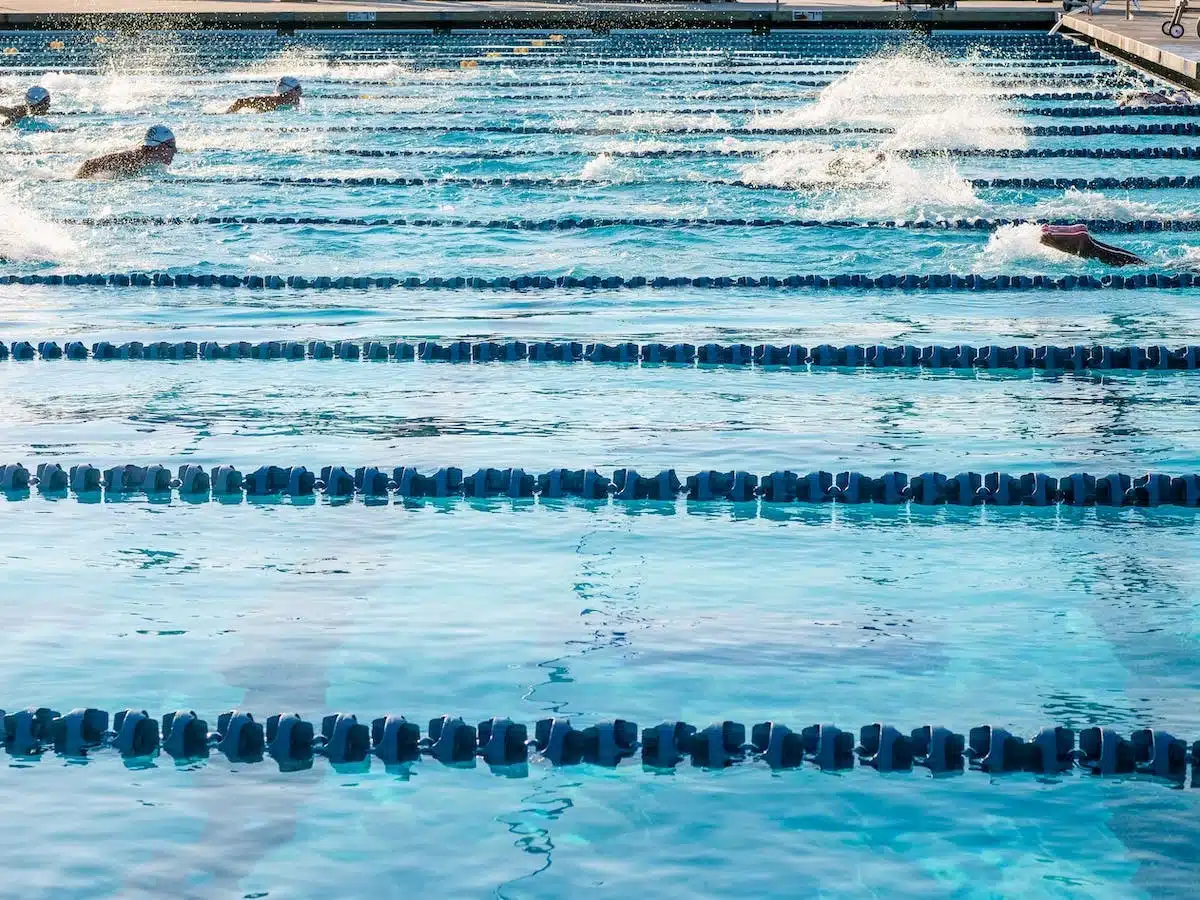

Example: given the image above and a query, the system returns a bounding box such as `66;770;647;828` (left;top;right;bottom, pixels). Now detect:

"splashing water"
978;223;1075;269
1029;187;1193;221
594;137;676;154
227;49;422;84
741;146;895;189
741;147;985;221
580;153;625;181
597;111;731;133
750;48;1027;151
0;189;78;264
1165;245;1200;269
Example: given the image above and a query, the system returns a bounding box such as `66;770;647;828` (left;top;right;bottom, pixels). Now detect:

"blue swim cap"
144;124;175;148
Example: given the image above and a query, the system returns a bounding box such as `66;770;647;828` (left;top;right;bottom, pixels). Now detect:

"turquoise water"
2;28;1200;898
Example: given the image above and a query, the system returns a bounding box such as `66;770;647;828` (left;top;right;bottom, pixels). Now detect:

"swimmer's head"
24;85;50;114
275;76;302;100
142;124;177;164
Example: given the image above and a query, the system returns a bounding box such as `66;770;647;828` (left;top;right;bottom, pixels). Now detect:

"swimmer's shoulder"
228;95;283;113
76;149;139;179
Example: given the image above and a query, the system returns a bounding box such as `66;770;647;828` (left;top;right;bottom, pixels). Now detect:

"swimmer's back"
76;149;143;179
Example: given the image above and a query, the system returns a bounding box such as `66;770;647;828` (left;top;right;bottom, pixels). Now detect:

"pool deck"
1061;0;1200;88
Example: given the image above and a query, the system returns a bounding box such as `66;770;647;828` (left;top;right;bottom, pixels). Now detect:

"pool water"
1;27;1200;898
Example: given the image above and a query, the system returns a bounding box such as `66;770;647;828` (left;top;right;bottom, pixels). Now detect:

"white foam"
740;146;892;189
579;153;626;181
978;223;1072;269
225;48;424;84
559;111;731;133
740;147;985;221
0;188;78;264
1157;244;1200;269
1028;187;1192;221
593;137;675;154
750;48;1027;151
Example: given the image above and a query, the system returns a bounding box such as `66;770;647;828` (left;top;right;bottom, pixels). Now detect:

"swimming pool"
1;27;1200;897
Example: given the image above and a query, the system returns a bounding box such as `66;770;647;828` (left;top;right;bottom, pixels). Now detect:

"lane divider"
0;59;1112;72
8;339;1200;371
0;55;1115;69
0;708;1191;780
42;216;1200;233
163;175;1200;191
1;272;1195;291
0;75;1142;90
2;463;1199;507
41;104;1195;120
20;147;1200;161
304;90;1127;100
5;33;1094;43
69;122;1188;136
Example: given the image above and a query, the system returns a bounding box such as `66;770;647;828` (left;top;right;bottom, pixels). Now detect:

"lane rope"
40;215;1200;232
8;339;1200;371
157;174;1200;190
38;103;1198;120
4;463;1200;507
19;147;1200;161
1;272;1195;291
0;707;1190;780
56;122;1189;136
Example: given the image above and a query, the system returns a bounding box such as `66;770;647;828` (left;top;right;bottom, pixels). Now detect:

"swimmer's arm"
0;105;15;124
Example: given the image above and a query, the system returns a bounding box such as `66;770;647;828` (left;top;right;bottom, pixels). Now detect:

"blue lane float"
104;123;1195;137
1;272;1197;291
122;59;1113;72
4;463;1200;507
287;147;1200;160
165;174;1200;191
2;706;1197;783
23;146;1200;162
6;340;1200;371
44;215;1200;234
46;100;1185;120
306;89;1124;103
44;103;1179;119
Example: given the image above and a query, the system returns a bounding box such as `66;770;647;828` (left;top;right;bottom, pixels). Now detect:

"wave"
749;48;1027;151
0;188;78;264
740;147;985;221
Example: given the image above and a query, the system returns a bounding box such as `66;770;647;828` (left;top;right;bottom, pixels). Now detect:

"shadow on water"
496;513;649;896
117;562;354;897
1053;378;1200;893
1073;547;1200;894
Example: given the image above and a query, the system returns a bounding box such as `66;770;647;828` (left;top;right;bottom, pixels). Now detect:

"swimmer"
75;125;177;179
824;150;887;179
226;76;302;113
0;86;51;125
1117;88;1191;108
1039;223;1144;267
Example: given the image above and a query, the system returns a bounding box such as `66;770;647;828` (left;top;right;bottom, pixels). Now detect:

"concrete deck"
1062;0;1200;88
0;0;1059;32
